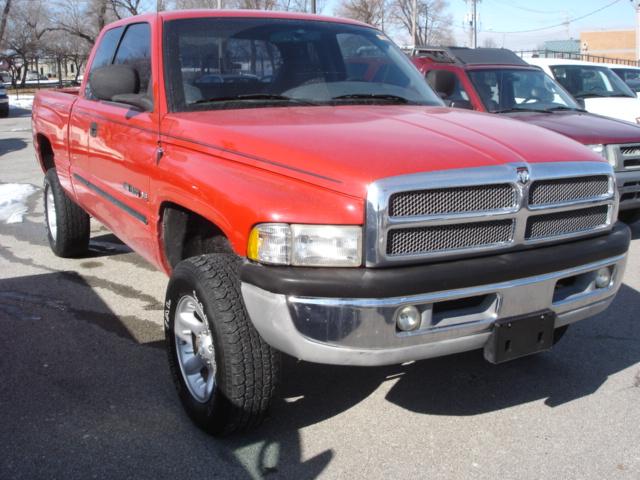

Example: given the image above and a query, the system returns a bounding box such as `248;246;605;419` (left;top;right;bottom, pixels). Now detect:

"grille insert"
529;176;609;206
387;220;514;256
525;206;609;240
620;146;640;157
389;184;516;217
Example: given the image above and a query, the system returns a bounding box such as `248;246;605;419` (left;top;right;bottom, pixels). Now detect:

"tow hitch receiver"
484;310;556;364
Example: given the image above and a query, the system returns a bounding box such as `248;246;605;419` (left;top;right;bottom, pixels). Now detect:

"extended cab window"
113;23;152;94
85;26;123;99
425;69;471;108
163;17;442;111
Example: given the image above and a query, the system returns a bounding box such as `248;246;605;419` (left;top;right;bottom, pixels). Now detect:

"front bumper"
241;224;630;366
617;169;640;211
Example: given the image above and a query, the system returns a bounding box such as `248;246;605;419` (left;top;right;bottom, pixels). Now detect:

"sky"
426;0;636;49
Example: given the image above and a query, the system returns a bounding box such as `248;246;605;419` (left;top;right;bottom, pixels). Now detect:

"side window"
113;23;152;95
426;69;471;102
85;26;123;99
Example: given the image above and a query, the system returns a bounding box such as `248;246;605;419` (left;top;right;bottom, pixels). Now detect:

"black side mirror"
89;64;152;111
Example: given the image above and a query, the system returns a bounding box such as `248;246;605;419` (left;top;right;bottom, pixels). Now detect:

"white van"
526;57;640;124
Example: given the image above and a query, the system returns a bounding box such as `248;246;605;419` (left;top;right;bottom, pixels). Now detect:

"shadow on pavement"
0;138;28;156
1;271;639;479
385;283;640;415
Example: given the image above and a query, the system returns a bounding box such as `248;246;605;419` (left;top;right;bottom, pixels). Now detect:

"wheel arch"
35;133;56;173
159;201;236;271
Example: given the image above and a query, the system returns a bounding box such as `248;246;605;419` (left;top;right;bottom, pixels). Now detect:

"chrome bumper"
241;254;627;366
617;170;640;210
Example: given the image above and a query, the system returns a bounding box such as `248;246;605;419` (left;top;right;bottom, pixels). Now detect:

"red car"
412;47;640;222
32;12;629;434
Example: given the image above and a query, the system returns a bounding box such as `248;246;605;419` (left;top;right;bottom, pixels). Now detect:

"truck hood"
164;105;605;198
583;97;640;124
502;110;640;145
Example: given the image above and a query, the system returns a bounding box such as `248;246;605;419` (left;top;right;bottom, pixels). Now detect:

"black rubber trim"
240;222;630;298
73;173;148;224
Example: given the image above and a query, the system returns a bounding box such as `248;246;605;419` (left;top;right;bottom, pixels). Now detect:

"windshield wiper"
331;93;410;104
544;106;584;112
493;107;544;113
193;94;318;105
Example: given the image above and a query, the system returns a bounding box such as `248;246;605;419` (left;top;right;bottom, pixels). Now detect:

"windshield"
163;17;443;111
468;68;580;113
549;65;635;99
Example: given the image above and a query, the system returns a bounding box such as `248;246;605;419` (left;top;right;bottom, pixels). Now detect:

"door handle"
90;122;98;137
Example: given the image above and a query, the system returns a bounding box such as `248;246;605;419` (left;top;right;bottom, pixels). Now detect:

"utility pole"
411;0;417;47
311;0;316;14
466;0;480;48
634;1;640;62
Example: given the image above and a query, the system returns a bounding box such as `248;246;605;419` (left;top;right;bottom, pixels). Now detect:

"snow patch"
0;184;38;224
9;95;34;111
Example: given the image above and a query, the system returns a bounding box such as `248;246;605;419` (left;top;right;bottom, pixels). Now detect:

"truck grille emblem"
516;167;530;185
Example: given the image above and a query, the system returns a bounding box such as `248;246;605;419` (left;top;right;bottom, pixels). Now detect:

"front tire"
43;168;90;257
165;254;280;435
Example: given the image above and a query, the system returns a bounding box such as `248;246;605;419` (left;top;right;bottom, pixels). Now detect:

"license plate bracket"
484;310;556;364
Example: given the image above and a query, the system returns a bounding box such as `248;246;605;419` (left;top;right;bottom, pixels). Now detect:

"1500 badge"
123;182;148;200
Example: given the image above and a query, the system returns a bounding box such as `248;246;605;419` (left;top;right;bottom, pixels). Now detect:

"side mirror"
89;64;152;111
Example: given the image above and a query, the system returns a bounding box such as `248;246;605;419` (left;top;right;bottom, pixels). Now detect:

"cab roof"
414;47;530;67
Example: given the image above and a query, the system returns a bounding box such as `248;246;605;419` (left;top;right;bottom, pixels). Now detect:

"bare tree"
391;0;454;47
337;0;386;28
4;0;50;85
0;0;12;47
482;37;497;48
172;0;220;7
51;0;115;46
110;0;145;18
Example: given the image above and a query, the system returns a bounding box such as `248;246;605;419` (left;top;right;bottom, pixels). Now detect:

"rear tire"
43;168;90;257
165;254;280;436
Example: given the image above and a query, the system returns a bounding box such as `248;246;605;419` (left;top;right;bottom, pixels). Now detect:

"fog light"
595;268;612;289
396;305;421;332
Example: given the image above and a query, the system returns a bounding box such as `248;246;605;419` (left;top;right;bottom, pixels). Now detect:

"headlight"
587;144;616;168
247;224;362;267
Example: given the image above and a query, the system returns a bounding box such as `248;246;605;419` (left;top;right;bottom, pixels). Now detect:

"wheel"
553;325;569;345
618;209;640;224
165;254;280;435
43;168;90;257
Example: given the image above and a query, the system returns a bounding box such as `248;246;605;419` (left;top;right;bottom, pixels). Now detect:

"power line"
486;0;566;15
489;0;624;34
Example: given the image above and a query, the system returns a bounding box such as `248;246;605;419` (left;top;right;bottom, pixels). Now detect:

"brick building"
580;29;636;62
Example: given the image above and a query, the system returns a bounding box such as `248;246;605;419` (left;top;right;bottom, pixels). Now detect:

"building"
542;39;580;54
580;29;636;62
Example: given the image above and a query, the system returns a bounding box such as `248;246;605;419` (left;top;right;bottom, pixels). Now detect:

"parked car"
32;11;630;435
0;83;8;118
412;47;640;221
525;57;640;124
602;63;640;98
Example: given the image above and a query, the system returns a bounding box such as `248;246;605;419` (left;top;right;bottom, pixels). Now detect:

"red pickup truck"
32;11;630;435
411;47;640;221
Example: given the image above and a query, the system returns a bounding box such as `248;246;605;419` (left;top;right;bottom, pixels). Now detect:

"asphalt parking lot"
1;107;639;480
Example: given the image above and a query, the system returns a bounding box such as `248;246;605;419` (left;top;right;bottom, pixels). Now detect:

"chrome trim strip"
365;161;617;267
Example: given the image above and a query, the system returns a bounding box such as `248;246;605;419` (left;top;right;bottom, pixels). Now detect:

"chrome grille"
387;221;514;256
389;184;516;217
366;162;616;267
529;176;609;206
617;144;640;170
525;206;609;240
